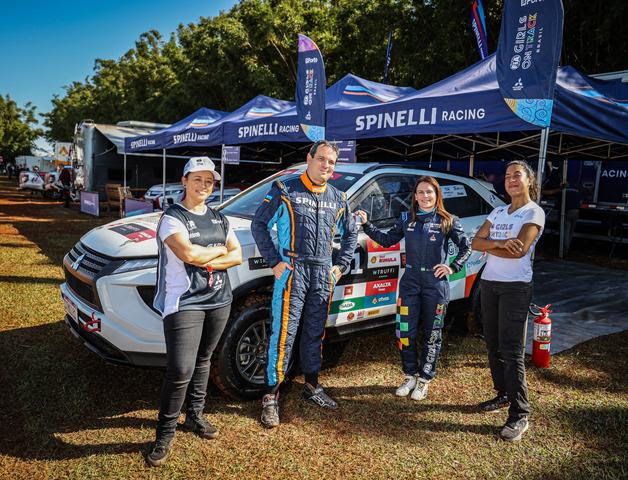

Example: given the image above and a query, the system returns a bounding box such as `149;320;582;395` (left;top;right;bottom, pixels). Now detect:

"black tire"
466;280;483;335
321;340;349;369
210;293;296;400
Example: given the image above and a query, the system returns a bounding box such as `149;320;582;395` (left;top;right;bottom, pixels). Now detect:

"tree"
0;95;42;162
43;0;628;141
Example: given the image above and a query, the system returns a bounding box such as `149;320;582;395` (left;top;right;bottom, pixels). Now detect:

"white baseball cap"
183;156;221;180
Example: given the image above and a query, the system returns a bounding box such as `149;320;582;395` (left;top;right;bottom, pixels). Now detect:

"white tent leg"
123;153;127;188
537;127;550;196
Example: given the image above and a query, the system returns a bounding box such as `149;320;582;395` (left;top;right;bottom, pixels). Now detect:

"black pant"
480;280;532;420
156;305;230;440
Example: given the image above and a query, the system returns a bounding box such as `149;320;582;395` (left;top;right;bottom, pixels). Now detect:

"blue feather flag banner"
471;0;488;59
496;0;564;128
296;34;326;141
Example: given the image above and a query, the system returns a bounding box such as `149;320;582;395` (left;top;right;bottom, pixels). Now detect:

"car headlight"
114;258;158;274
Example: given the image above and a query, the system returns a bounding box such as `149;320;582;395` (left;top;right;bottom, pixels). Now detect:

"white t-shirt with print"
158;206;234;317
481;201;545;283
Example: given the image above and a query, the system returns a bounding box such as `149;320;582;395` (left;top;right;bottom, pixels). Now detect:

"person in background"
146;157;242;467
355;176;471;401
472;160;545;442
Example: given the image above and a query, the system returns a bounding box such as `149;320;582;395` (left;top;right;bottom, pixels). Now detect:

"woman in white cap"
147;156;242;467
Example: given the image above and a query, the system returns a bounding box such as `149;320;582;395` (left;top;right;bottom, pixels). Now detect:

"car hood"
80;212;254;258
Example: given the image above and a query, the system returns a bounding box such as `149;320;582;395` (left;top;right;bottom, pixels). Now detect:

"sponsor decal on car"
400;253;407;268
344;286;353;296
109;223;156;243
368;252;400;268
367;266;399;282
248;257;270;270
366;239;400;252
330;297;365;314
365;279;398;296
367;308;381;317
366;293;396;307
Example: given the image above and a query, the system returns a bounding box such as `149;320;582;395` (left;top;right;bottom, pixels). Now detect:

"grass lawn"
0;178;626;480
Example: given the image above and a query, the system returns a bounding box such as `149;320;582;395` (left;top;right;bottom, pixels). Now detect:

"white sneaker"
395;375;417;397
410;379;429;401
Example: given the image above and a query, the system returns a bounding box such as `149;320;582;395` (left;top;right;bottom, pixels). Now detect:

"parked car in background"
60;163;504;399
144;183;240;209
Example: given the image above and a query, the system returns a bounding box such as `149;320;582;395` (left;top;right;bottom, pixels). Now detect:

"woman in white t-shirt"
471;160;545;443
146;157;242;467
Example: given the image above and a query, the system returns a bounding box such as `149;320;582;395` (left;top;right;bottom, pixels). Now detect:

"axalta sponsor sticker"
366;239;400;252
366;279;398;296
369;252;400;267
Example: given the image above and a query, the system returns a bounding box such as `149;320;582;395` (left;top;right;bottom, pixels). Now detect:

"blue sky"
0;0;237;149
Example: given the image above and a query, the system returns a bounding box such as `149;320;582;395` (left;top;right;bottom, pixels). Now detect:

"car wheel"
210;293;296;400
321;340;349;369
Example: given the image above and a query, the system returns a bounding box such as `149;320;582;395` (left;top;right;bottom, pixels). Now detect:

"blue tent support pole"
537;127;550;196
559;134;566;259
123;152;127;189
162;149;166;211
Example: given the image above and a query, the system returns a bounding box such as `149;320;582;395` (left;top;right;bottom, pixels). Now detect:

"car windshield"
218;168;363;219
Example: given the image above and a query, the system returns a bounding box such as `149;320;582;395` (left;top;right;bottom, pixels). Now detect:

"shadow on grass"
0;321;162;460
0;275;62;285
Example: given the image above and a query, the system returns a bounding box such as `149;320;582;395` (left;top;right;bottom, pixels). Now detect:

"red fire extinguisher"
530;303;552;368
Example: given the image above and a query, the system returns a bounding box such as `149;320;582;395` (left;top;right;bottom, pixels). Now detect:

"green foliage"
42;0;628;142
0;95;42;161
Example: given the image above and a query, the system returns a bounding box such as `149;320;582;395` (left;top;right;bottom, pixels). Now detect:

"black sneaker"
302;384;339;410
261;393;280;428
180;414;219;439
499;417;529;442
478;394;510;413
146;437;173;467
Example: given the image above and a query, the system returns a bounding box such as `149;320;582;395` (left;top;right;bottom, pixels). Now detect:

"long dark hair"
505;160;539;202
410;176;454;234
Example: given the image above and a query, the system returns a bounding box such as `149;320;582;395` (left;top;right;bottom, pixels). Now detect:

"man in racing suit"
251;140;357;428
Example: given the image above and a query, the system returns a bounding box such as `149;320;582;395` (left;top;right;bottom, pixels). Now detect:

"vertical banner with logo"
296;34;326;142
471;0;488;59
495;0;564;128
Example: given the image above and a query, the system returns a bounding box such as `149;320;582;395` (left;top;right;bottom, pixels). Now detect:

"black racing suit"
364;210;471;381
251;173;357;389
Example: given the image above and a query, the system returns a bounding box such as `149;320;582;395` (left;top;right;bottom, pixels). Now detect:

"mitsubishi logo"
512;78;524;91
72;253;85;271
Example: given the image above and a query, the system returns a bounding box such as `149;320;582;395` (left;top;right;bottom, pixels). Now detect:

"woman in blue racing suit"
356;176;471;401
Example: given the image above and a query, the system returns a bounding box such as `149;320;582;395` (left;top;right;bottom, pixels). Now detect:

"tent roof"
124;107;227;152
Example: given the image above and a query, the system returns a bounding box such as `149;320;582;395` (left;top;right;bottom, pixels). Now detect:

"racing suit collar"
300;172;327;193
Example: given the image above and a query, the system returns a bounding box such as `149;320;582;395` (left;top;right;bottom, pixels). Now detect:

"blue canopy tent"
122;107;227;199
326;54;628;144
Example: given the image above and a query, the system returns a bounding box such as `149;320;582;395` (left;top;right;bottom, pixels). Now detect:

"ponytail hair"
505;160;539;202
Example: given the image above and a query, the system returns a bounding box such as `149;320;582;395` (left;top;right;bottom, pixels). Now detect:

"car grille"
64;266;100;309
66;242;112;278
